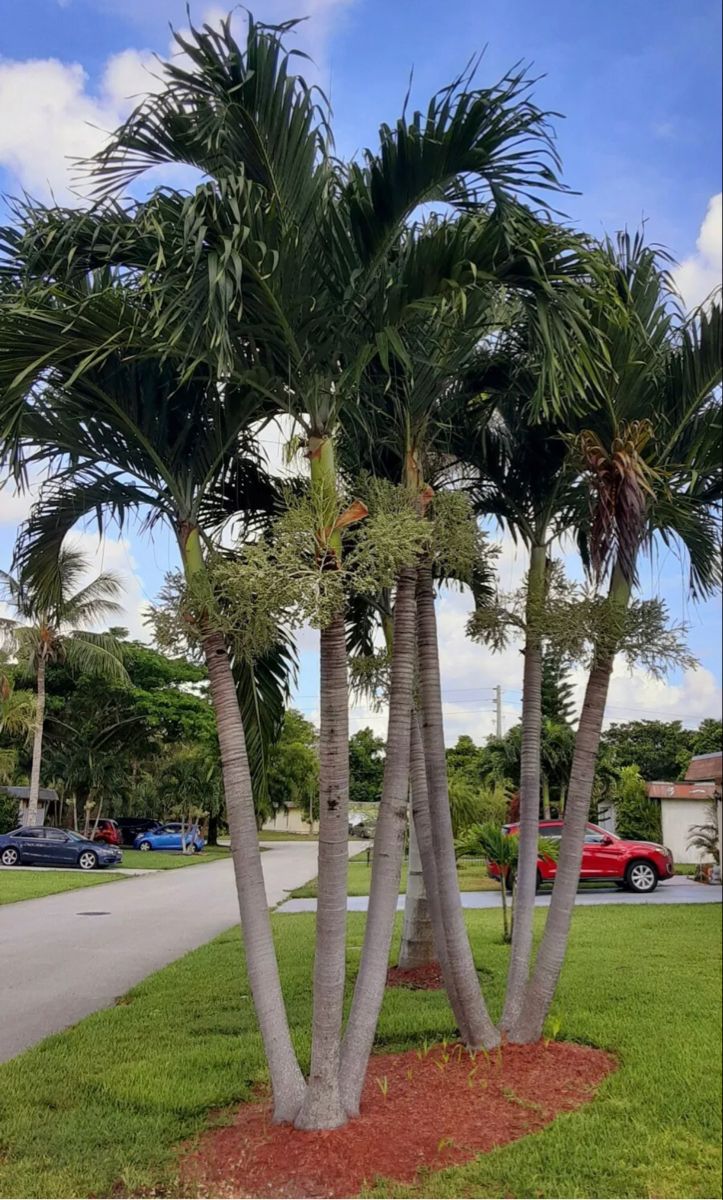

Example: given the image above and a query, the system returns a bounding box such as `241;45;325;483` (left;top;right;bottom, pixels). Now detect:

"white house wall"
661;799;712;863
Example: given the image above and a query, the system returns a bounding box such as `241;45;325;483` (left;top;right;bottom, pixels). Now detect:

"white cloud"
0;0;351;202
0;48;162;201
0;485;40;527
673;193;722;310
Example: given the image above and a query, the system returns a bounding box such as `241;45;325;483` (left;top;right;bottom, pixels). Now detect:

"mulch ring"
180;1040;616;1199
386;961;445;990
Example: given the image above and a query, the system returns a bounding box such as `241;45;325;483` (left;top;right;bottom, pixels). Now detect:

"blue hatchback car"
0;826;122;869
133;823;205;853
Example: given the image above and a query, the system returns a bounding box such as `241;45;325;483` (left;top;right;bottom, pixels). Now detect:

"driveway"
0;840;355;1063
277;875;723;913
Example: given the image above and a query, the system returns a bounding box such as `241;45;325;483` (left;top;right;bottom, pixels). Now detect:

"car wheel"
138;840;153;852
625;860;658;893
1;847;20;867
536;869;543;892
192;843;201;854
78;850;98;871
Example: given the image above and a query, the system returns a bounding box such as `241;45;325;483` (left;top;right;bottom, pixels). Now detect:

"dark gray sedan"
0;827;122;870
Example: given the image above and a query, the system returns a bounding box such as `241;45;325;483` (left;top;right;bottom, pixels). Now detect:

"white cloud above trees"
673;192;722;310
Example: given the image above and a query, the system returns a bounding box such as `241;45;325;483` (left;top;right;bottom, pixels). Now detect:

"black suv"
114;817;162;847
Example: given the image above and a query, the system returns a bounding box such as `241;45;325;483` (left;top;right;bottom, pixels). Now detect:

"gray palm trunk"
508;656;613;1042
202;629;306;1122
500;544;546;1031
416;561;500;1050
398;807;435;970
508;572;631;1044
27;650;47;828
296;611;350;1130
542;778;552;820
339;565;417;1116
408;710;470;1040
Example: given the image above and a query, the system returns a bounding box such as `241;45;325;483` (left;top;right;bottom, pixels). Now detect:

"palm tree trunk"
542;778;551;820
500;872;510;943
180;525;305;1123
90;800;103;840
416;560;499;1050
339;565;417;1116
509;568;632;1044
27;651;47;827
501;543;546;1031
408;710;470;1040
398;807;435;969
295;609;350;1130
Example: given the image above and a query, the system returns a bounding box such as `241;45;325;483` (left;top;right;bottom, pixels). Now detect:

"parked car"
91;818;122;846
133;823;205;853
487;820;674;894
0;827;123;870
114;817;163;847
348;812;375;839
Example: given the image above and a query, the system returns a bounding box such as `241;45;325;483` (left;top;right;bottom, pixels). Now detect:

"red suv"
91;819;123;847
488;821;674;893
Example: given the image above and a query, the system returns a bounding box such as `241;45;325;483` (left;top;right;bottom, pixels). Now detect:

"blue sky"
1;0;721;739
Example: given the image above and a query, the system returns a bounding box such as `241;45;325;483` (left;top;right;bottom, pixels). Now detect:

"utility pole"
495;685;503;738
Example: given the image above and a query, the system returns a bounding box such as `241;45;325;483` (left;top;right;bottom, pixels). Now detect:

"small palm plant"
457;822;559;942
0;548;128;826
0;675;36;785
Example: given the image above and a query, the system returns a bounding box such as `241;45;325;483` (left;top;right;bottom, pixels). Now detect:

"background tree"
267;710;320;829
0;550;128;825
348;727;385;808
613;764;663;842
540;647;576;724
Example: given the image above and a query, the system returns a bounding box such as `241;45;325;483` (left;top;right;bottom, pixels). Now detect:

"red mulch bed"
386;961;445;990
181;1040;615;1199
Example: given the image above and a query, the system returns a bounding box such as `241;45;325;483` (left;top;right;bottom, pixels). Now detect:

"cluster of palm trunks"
0;12;719;1138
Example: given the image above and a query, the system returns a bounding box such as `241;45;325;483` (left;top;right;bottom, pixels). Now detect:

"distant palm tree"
0;675;36;784
0;548;127;826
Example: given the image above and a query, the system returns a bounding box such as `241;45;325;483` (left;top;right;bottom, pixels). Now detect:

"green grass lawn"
115;846;231;870
288;853;496;898
258;830;319;841
0;868;124;905
0;903;719;1199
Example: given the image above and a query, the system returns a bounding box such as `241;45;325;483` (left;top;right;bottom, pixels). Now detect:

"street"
0;840;351;1062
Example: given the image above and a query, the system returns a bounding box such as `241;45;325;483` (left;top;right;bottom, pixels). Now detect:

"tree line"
0;13;720;1130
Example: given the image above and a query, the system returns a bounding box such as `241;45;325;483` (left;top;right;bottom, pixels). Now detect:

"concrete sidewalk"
277;875;723;913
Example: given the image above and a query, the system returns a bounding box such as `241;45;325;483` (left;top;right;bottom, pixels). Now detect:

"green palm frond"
61;632;129;686
233;634;298;810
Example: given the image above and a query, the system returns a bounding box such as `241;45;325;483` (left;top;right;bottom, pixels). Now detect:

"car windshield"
64;831;86;842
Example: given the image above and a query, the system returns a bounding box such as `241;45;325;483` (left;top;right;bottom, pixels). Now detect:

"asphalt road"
277;876;723;912
0;840;354;1063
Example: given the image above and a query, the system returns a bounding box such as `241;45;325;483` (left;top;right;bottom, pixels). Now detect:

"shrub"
0;790;20;835
614;765;662;842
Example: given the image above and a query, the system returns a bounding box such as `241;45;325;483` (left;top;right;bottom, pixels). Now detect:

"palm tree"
0;273;309;1118
82;15;582;1128
457;823;559;942
509;236;722;1044
0;675;35;785
0;549;128;826
458;349;588;1031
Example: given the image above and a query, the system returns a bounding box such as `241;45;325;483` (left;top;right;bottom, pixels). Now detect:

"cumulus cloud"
0;49;162;201
673;192;722;310
0;0;351;202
